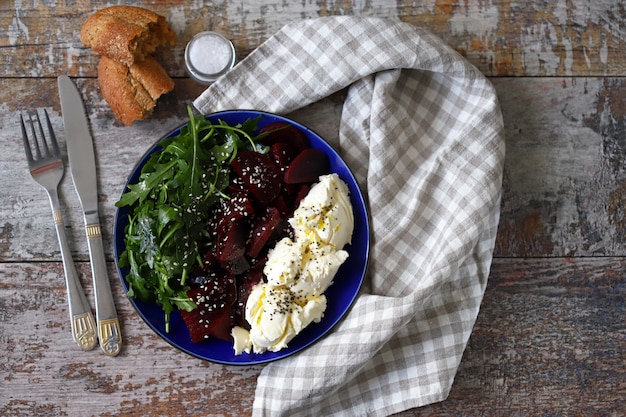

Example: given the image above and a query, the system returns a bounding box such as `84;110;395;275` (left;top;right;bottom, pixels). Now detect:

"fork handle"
51;207;97;351
84;221;122;357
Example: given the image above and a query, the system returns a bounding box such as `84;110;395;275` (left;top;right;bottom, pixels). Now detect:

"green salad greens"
115;107;266;331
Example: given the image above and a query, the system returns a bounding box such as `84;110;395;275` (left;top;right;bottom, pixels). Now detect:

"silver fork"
21;109;97;351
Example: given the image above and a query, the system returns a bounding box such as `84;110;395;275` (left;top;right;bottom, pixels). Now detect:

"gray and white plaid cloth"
194;16;504;417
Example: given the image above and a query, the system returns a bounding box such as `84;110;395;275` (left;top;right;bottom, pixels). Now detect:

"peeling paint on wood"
2;1;626;77
1;259;624;416
2;1;626;416
0;262;261;417
5;77;626;259
0;77;342;262
495;77;626;256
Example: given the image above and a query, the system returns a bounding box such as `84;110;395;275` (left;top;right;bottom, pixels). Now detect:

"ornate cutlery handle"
85;222;122;357
50;202;97;351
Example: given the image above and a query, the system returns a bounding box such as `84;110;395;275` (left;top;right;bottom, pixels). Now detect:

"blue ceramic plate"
113;110;370;365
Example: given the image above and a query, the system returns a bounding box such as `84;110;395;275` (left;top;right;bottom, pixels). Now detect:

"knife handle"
51;205;97;351
85;222;122;357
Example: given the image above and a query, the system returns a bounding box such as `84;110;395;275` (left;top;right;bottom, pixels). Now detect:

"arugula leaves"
116;107;265;331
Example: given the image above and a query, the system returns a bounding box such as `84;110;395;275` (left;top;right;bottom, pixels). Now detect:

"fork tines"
21;109;60;163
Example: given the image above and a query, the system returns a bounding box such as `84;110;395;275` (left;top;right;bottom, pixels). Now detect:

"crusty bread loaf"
98;55;175;126
81;5;177;126
81;6;176;66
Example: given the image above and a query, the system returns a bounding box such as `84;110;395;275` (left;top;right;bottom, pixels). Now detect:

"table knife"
58;75;122;357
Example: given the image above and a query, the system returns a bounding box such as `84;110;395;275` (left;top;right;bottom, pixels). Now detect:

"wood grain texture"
496;76;626;257
2;0;626;416
0;77;343;263
0;263;261;417
2;0;626;77
3;76;626;260
398;258;626;416
1;259;623;416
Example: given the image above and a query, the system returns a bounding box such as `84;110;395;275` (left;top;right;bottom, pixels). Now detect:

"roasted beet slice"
202;246;219;267
216;218;248;265
247;206;281;258
181;300;233;342
222;255;250;275
282;182;300;196
258;122;309;152
271;193;289;215
270;142;300;169
284;148;330;184
226;175;248;195
223;190;255;222
291;184;311;210
233;266;264;329
231;151;282;206
181;273;237;342
209;190;254;239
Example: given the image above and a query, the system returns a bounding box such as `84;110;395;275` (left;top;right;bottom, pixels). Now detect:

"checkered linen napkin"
194;16;504;417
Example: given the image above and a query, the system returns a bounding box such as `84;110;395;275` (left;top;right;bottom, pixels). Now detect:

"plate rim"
113;109;370;365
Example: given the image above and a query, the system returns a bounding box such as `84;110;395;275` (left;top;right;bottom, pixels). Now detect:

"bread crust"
81;6;176;66
129;56;175;100
98;55;174;126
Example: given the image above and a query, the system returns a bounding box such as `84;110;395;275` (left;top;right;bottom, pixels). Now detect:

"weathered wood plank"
1;257;623;416
0;262;261;417
2;76;626;260
2;1;625;416
2;1;626;77
0;78;201;263
399;256;626;416
0;76;342;263
495;76;626;257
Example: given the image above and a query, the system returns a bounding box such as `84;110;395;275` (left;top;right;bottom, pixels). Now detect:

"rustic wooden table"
1;1;624;416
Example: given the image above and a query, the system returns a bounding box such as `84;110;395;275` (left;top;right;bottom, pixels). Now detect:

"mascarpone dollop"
290;172;354;249
232;173;354;355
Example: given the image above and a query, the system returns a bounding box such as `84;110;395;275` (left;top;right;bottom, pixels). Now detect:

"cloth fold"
194;16;504;417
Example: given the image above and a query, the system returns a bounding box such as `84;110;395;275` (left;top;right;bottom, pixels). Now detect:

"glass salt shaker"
184;31;236;85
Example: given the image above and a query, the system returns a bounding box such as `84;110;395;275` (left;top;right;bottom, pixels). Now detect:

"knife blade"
58;75;122;357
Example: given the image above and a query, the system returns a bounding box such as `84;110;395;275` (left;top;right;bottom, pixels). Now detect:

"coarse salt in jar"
184;31;236;85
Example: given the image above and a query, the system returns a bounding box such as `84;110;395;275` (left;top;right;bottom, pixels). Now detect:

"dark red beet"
202;246;218;267
247;206;281;258
282;182;300;196
271;193;289;215
185;122;336;345
291;184;311;210
209;190;254;238
233;267;264;329
258;122;309;152
270;141;300;169
231;151;282;206
284;148;330;184
226;175;248;195
222;255;250;275
181;273;237;342
216;218;248;265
